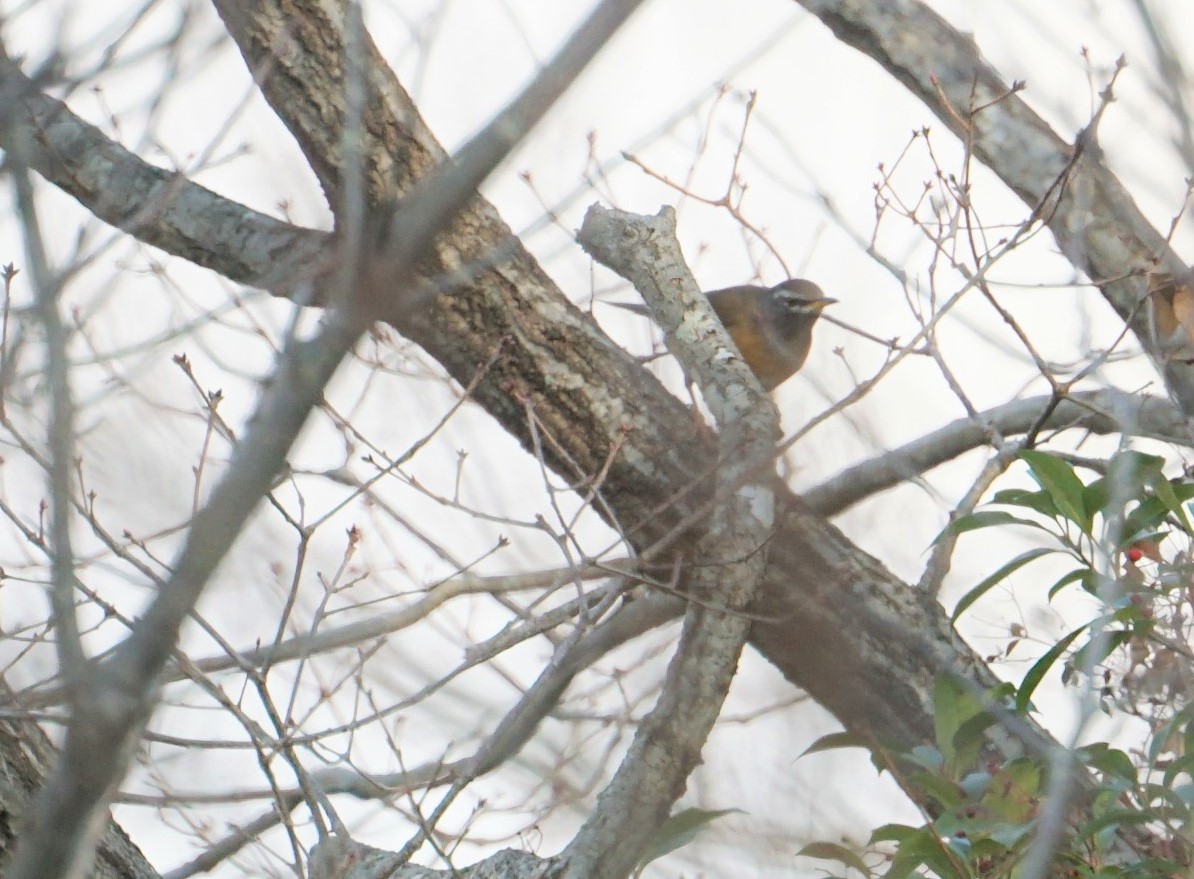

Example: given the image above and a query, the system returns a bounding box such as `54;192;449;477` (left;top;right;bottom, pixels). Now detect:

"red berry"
1127;547;1143;563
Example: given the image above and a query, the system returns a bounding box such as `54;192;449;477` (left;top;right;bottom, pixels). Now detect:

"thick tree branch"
0;54;328;293
805;389;1187;515
792;0;1194;418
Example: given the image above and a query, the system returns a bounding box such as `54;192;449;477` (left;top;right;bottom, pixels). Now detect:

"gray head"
767;279;836;315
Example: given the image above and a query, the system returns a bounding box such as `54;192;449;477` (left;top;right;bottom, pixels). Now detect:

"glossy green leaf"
1139;783;1189;820
934;510;1049;543
1015;623;1089;715
952;711;997;777
635;807;742;874
1147;475;1193;534
990;487;1059;518
1110;450;1166;478
884;828;962;879
1020;449;1089;530
1090;451;1164;518
1147;708;1194;764
1124;482;1194;541
934;676;982;770
1047;567;1094;601
1081;478;1112;523
1123;497;1172;542
983;759;1041;822
1070;629;1131;671
867;823;921;845
988;821;1034;848
911;772;966;810
944;833;971;859
796;841;871;877
1077;743;1137;783
800;731;872;758
959;771;992;799
1074;807;1156;842
904;744;945;771
951;547;1055;621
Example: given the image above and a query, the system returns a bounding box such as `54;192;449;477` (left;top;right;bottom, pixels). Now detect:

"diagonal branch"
792;0;1194;415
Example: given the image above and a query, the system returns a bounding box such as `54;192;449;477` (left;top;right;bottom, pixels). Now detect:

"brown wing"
706;286;790;390
705;285;763;331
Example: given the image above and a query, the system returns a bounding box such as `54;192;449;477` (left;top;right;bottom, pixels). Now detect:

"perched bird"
608;279;836;391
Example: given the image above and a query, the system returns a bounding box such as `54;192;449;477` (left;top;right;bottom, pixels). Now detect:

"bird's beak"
808;297;837;311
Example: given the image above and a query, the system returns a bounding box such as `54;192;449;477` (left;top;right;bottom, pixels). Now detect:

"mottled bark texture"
0;714;159;879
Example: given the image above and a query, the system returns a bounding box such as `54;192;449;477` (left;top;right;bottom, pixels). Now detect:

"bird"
607;279;836;391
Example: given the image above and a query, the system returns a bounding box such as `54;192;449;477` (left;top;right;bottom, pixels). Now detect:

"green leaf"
800;731;872;758
1127;859;1188;879
958;771;992;799
1020;449;1090;530
903;745;945;771
1081;478;1112;522
1047;567;1095;601
1148;475;1193;534
982;759;1041;822
952;711;997;774
934;510;1049;543
1015;624;1089;714
944;833;970;859
1181;713;1194;760
1139;782;1190;820
1088;450;1164;519
989;821;1034;848
796;841;871;877
990;487;1059;518
1123;496;1171;541
884;828;963;879
1070;629;1131;671
1124;482;1194;541
1110;450;1166;480
933;677;965;752
931;678;988;773
635;807;742;874
911;772;966;810
1077;743;1137;783
951;547;1055;621
867;823;921;845
1074;807;1156;843
1147;706;1194;764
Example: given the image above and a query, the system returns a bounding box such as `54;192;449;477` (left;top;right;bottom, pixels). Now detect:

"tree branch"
792;0;1194;416
564;206;778;879
805;389;1187;515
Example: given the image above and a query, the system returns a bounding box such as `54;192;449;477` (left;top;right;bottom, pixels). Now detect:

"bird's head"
768;279;836;318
